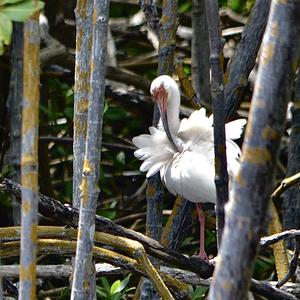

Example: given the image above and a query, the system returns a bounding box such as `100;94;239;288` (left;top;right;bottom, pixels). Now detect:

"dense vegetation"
0;0;299;299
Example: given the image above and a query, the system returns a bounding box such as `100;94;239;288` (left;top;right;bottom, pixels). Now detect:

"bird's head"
150;75;180;151
150;75;179;102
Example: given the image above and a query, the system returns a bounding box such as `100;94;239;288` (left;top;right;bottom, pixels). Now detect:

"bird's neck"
167;91;180;136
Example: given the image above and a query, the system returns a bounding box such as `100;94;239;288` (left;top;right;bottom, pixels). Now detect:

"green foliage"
0;0;44;55
227;0;254;13
227;0;245;12
0;0;288;297
57;287;71;299
96;274;135;300
179;0;192;13
191;286;209;300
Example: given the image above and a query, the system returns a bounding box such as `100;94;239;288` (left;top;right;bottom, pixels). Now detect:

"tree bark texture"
205;0;228;245
224;0;270;121
73;0;93;209
71;1;109;299
139;1;178;298
4;23;24;225
192;0;211;107
144;0;178;248
19;12;40;300
282;70;300;249
1;178;299;300
208;2;300;299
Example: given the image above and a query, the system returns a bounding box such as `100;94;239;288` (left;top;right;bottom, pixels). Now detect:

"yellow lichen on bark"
76;0;89;17
79;177;88;206
92;7;97;25
19;10;40;300
79;159;94;205
74;117;88;137
75;28;84;52
268;201;289;281
19;261;37;281
22;201;31;215
243;147;272;165
77;98;89;113
261;126;279;140
161;196;184;247
270;21;279;37
261;43;275;65
146;183;156;198
235;171;246;188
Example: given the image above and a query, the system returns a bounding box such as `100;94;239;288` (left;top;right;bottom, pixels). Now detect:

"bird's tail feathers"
132;126;174;177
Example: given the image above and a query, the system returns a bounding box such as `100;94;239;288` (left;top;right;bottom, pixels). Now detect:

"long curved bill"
156;88;179;152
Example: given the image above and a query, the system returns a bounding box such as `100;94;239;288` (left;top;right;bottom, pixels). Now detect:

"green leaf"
1;0;44;22
0;0;25;5
111;292;121;300
0;12;12;55
64;107;73;118
118;274;131;292
0;42;4;55
116;151;125;166
110;280;121;294
96;287;109;298
103;100;109;115
99;277;111;293
110;274;131;295
192;286;209;300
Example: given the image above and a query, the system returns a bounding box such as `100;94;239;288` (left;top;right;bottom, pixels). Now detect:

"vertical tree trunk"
282;70;300;249
205;0;228;245
71;0;109;299
138;1;178;298
224;0;270;121
208;2;300;299
4;23;24;225
19;11;40;300
73;0;93;210
192;0;211;107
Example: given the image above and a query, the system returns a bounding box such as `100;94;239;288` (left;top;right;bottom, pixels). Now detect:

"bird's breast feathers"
132;107;246;203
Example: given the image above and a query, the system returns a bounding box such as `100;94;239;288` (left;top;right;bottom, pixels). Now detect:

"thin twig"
271;172;300;201
261;229;300;248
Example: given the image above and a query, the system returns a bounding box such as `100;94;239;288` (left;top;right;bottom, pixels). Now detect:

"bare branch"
272;172;300;201
261;229;300;248
0;178;297;300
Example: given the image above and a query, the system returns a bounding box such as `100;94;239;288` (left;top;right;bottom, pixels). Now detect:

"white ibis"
132;75;246;260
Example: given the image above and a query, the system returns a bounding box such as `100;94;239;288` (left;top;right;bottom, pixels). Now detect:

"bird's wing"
177;108;213;143
226;139;242;177
161;150;216;204
132;126;174;177
225;119;247;140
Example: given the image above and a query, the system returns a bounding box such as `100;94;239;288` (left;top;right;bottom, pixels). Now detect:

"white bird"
132;75;246;260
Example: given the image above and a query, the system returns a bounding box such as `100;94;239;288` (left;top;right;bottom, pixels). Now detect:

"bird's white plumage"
133;76;246;204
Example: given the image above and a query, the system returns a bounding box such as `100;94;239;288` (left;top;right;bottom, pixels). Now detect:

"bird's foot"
192;250;209;262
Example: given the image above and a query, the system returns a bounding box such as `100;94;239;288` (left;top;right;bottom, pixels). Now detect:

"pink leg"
196;203;208;261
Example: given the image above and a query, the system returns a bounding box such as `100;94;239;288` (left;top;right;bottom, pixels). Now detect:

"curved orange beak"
152;84;178;151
